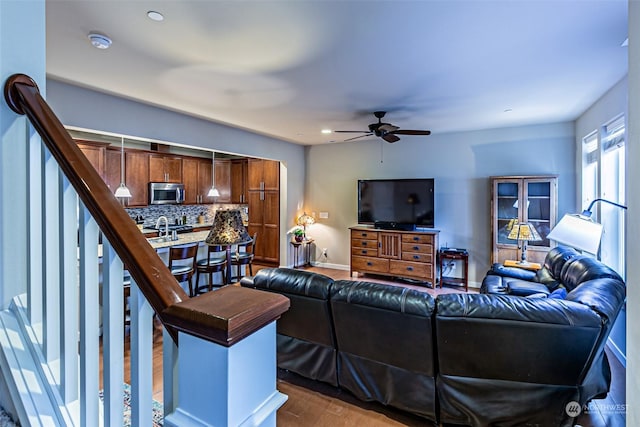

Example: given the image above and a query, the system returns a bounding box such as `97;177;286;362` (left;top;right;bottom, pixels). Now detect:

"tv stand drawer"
352;255;389;274
390;260;431;278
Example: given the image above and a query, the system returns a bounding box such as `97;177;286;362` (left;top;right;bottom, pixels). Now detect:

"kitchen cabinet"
182;157;200;204
105;147;122;192
198;159;213;203
77;140;107;179
231;159;248;203
125;151;150;207
248;158;279;191
247;159;280;265
491;175;558;265
149;153;182;183
214;159;231;203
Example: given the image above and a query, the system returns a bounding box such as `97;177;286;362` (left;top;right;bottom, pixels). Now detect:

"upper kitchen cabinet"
149;153;182;183
231;159;248;203
76;140;107;179
214;159;231;203
490;175;558;265
125;151;150;207
182;157;200;204
248;158;279;191
105;147;122;192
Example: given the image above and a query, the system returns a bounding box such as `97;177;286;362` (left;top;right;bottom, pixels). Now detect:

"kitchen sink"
148;236;175;243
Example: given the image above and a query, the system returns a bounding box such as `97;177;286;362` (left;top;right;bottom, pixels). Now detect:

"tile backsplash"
126;204;248;228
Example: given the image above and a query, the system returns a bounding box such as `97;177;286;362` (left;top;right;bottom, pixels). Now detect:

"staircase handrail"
4;74;288;345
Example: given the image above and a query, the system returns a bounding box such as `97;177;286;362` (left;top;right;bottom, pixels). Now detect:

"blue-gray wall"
304;122;576;286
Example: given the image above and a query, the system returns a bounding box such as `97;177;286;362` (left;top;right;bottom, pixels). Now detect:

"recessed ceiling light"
321;129;332;134
147;11;164;22
87;33;112;49
503;108;513;113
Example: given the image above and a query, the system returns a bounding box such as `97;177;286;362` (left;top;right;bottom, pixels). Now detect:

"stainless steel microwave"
149;182;185;205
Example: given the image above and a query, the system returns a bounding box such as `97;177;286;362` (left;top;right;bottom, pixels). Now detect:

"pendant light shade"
207;151;219;198
115;137;132;198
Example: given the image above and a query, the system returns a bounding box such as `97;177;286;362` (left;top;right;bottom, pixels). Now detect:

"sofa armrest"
488;263;537;281
239;276;255;287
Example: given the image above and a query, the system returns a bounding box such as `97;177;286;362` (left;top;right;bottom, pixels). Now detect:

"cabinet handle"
362;242;367;246
361;250;368;254
413;246;419;250
413;236;419;241
367;262;373;266
413;255;420;260
406;266;414;271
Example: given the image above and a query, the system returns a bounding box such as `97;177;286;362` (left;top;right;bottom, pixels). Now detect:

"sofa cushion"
504;278;550;297
560;255;624;292
548;287;567;299
544;246;580;278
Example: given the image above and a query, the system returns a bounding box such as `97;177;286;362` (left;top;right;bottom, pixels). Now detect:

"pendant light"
207;151;220;198
114;137;132;198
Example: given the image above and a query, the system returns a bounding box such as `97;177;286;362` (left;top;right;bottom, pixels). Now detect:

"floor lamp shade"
547;214;603;254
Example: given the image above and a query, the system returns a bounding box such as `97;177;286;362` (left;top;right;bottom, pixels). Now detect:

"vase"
294;235;304;242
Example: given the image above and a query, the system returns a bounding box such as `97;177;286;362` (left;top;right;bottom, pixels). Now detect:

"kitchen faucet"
155;216;169;237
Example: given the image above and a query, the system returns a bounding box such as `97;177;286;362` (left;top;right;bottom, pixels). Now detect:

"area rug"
0;408;17;427
0;384;163;427
99;383;164;427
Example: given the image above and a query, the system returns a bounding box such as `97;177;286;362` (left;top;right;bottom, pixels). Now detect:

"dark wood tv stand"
350;226;439;286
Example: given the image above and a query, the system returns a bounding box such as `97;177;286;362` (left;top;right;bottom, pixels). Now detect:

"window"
581;115;626;277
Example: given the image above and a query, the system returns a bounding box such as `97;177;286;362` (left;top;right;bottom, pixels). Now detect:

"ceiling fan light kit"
335;111;430;143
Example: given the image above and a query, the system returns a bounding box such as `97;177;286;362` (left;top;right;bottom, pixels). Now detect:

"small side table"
439;250;469;291
503;259;541;271
291;239;314;268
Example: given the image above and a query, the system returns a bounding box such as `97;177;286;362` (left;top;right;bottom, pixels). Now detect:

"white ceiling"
46;0;628;146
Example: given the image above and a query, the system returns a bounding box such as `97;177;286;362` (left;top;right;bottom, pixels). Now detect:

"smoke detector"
88;33;112;49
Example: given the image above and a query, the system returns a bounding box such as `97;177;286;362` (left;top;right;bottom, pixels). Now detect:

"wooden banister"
4;74;289;345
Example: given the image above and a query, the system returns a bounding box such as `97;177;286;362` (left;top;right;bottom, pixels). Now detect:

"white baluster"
60;174;78;403
78;204;100;426
130;279;154;426
43;147;60;365
26;133;44;333
102;240;125;427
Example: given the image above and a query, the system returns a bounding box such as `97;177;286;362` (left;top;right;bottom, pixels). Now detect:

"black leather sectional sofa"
240;248;625;426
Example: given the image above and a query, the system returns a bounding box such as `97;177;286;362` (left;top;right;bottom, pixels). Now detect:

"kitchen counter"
147;230;210;250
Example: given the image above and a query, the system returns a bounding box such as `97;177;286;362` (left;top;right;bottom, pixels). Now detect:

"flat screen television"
357;178;435;229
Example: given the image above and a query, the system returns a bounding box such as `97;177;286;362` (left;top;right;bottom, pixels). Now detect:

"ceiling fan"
334;111;431;143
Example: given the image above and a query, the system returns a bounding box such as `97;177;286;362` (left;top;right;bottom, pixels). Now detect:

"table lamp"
507;222;542;264
205;209;251;283
296;212;315;240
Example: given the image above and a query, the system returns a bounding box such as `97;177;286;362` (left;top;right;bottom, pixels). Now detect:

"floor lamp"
547;198;627;255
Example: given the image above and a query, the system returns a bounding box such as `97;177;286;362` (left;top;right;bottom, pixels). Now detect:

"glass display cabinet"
491;175;558;265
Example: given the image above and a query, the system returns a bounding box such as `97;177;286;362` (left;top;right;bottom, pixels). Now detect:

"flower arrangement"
287;226;305;242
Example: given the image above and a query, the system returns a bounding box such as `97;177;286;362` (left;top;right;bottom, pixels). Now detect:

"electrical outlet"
322;248;328;258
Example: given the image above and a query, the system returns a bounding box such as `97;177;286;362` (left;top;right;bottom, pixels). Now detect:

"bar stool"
194;244;228;295
168;243;200;297
229;233;257;283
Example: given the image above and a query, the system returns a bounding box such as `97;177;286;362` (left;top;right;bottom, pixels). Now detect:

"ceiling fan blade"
392;129;431;136
382;134;400;143
334;130;369;133
344;133;373;142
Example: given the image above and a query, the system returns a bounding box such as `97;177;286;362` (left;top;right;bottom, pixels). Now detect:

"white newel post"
164;322;287;427
162;286;289;427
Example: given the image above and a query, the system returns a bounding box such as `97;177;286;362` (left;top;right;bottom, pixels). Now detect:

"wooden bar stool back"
230;233;257;283
194;244;228;295
168;243;200;297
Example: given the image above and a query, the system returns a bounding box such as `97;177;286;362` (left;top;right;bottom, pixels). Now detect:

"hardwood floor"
107;264;626;426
